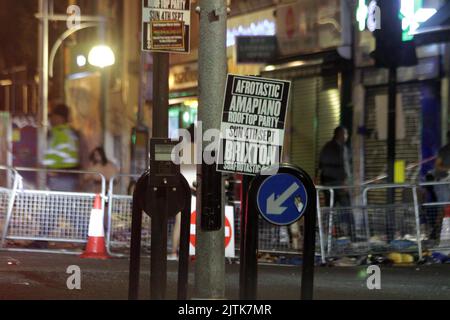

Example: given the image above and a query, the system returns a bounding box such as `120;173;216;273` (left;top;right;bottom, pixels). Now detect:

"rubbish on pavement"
387;252;415;265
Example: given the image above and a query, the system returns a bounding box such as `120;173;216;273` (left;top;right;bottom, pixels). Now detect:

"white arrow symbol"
266;183;300;215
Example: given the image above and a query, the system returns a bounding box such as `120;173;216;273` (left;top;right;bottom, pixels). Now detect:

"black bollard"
128;170;192;300
149;187;169;300
177;177;192;300
128;172;149;300
239;175;252;299
242;178;260;300
295;166;317;300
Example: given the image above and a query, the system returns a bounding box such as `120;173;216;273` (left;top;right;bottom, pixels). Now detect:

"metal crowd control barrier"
316;186;335;264
250;185;346;263
106;174;178;257
256;181;450;262
362;184;422;260
107;177;448;263
0;166;20;248
231;200;305;259
315;184;423;261
235;187;350;262
1;167;106;254
417;181;450;253
108;175;301;260
316;185;369;258
107;174;143;257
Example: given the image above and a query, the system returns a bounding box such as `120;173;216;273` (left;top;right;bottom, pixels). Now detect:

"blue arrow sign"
256;173;308;226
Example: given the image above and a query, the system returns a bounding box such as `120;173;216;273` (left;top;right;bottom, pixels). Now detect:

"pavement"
0;251;449;300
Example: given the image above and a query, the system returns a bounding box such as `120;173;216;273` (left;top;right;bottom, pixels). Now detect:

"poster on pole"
142;0;191;53
217;74;291;176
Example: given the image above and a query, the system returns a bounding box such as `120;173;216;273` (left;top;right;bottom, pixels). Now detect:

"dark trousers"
425;186;439;240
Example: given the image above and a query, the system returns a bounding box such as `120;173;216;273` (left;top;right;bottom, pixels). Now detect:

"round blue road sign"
256;173;308;226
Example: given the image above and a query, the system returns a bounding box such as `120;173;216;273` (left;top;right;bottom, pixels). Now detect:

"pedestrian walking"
43;103;80;191
318;126;355;241
29;104;81;249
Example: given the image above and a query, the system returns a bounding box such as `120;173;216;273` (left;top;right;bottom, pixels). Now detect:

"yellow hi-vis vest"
43;124;80;169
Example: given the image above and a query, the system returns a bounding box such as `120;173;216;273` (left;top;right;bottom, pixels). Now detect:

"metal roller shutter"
290;75;341;178
364;83;422;183
262;67;342;178
316;75;342;170
364;83;422;204
290;77;318;177
364;86;390;185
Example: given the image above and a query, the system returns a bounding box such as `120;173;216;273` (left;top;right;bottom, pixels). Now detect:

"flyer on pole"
142;0;191;53
217;74;291;176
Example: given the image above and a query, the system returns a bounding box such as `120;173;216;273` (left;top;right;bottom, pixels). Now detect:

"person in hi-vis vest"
28;104;81;249
43;103;80;192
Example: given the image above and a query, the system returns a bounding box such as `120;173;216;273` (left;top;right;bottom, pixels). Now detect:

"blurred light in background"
183;111;190;124
356;0;369;31
88;45;115;68
184;100;198;109
227;19;275;47
76;55;87;67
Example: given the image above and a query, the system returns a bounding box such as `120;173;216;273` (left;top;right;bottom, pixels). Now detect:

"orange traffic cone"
80;194;109;259
438;205;450;248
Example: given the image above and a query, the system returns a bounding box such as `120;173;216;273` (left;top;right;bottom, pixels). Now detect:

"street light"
76;55;87;67
37;1;108;189
88;45;115;68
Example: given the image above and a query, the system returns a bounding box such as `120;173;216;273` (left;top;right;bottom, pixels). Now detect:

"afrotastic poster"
217;75;291;176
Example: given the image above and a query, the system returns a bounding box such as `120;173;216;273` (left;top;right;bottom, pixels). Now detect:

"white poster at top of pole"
142;0;191;53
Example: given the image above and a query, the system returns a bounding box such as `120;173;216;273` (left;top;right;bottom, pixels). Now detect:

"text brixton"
142;0;191;53
217;75;291;175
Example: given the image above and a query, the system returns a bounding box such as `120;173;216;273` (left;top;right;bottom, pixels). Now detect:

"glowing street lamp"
88;45;115;68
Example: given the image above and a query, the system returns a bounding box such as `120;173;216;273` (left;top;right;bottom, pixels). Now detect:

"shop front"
169;62;199;139
168;6;278;138
261;0;348;179
354;0;448;184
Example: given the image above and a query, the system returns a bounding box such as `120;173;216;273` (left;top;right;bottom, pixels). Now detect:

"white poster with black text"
217;75;291;176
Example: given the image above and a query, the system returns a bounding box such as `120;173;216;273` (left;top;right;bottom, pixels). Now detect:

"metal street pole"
37;0;49;188
150;52;169;299
96;2;110;148
387;66;397;242
100;70;109;146
98;19;107;146
195;0;227;299
152;53;169;138
137;52;147;126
